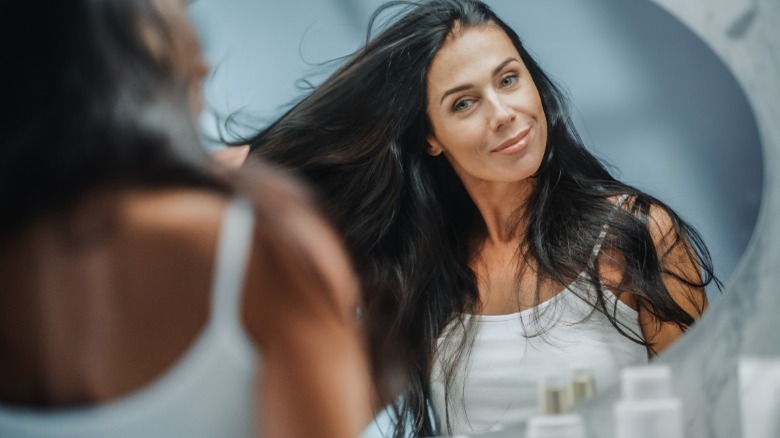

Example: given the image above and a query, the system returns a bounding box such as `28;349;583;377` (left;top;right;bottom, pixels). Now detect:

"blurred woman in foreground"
0;1;371;436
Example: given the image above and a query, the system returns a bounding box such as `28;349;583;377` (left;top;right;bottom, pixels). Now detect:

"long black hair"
0;0;221;244
242;0;718;435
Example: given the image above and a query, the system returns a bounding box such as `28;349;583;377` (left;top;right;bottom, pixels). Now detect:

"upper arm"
239;163;360;332
637;204;708;357
234;165;371;437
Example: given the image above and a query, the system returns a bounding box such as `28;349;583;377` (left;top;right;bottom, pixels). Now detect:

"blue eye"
452;99;473;112
500;73;519;88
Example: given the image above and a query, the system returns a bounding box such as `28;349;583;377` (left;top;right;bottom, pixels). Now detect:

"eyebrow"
438;57;521;104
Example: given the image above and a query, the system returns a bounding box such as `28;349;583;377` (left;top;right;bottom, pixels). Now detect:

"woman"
0;0;371;437
241;0;716;435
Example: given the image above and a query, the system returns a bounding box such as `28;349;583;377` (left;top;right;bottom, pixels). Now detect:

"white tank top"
0;198;260;438
430;281;647;435
430;201;648;435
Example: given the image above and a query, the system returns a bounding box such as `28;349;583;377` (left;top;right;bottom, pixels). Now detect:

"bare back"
0;188;225;406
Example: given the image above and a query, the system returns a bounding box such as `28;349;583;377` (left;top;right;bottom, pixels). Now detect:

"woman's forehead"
428;25;520;87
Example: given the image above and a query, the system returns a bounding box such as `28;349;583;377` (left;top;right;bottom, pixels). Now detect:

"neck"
457;173;535;245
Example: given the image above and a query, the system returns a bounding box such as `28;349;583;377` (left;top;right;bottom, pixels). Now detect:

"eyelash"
500;72;519;88
452;99;473;112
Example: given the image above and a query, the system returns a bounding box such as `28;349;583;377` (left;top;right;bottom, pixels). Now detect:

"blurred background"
188;0;764;305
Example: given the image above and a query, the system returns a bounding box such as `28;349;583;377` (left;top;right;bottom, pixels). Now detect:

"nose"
488;95;516;132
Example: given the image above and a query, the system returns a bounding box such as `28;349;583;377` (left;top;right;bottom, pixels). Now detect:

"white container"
614;364;683;438
739;356;780;438
621;365;672;400
526;413;586;438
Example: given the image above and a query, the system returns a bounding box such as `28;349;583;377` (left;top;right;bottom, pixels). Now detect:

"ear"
426;135;444;157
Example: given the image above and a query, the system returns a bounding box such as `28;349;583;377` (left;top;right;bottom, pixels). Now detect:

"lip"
492;127;532;154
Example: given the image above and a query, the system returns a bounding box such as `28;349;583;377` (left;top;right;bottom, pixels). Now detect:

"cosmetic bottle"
526;414;585;438
614;364;683;438
526;375;586;438
570;367;596;404
539;374;570;415
739;356;780;438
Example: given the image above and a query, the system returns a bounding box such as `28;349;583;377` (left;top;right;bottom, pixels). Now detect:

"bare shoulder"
120;188;227;233
610;194;672;237
598;195;683;311
115;188;230;270
645;203;680;258
234;162;360;342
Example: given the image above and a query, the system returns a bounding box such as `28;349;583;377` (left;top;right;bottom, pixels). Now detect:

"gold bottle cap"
538;375;570;415
571;368;596;403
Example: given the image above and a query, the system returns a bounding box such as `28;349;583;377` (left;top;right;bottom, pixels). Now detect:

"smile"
492;127;532;154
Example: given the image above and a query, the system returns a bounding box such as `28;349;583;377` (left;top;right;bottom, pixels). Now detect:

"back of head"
0;0;212;243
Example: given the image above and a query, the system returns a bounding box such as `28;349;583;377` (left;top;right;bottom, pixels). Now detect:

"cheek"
538;105;549;141
444;121;485;155
428;107;490;157
532;90;546;123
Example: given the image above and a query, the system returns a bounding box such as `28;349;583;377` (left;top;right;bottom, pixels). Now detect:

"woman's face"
426;24;547;187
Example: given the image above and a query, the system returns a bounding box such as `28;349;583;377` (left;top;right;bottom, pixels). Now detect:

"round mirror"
188;1;765;435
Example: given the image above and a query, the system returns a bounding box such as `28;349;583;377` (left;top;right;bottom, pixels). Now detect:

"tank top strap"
590;194;631;260
209;197;256;358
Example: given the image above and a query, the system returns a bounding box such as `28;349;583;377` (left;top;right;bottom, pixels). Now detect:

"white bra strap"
591;194;631;259
210;197;255;330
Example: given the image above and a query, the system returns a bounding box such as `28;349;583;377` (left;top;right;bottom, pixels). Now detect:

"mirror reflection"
191;0;760;436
